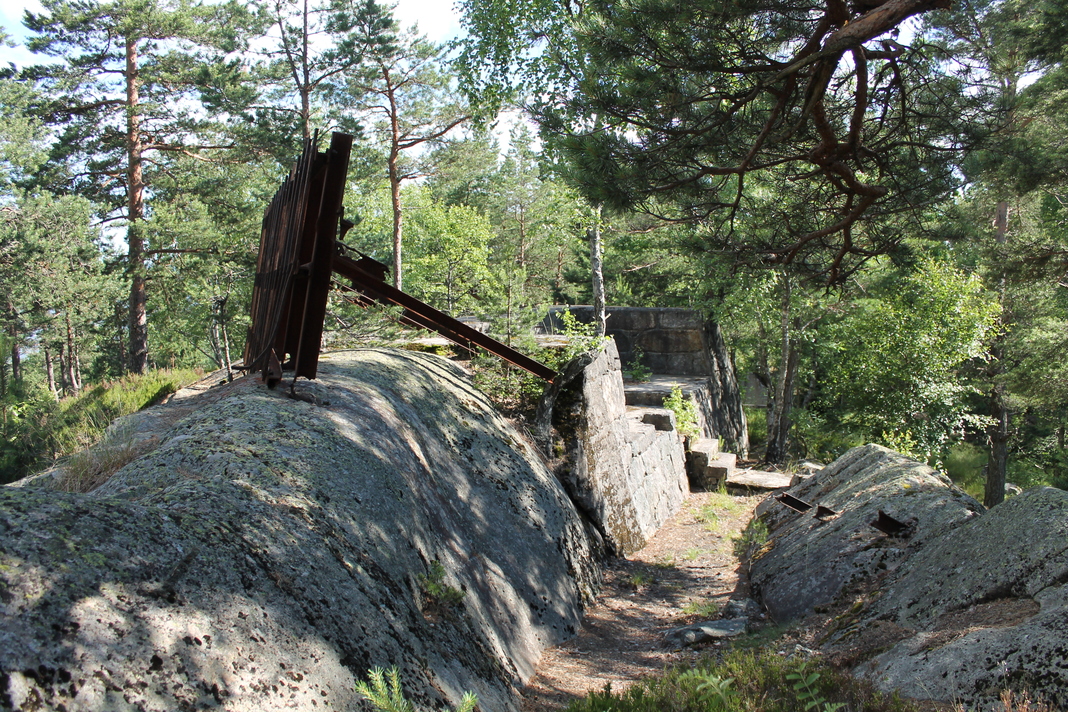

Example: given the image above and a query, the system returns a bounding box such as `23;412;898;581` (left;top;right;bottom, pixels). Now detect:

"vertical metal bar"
294;132;353;380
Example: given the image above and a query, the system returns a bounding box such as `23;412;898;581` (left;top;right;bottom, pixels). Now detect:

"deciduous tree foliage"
820;259;998;458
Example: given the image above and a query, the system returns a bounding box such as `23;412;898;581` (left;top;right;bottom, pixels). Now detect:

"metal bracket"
776;492;814;513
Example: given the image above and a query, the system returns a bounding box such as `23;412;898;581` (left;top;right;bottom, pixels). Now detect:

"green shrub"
791;409;864;463
744;407;767;450
469;353;548;420
732;519;770;564
942;442;987;499
418;560;465;612
1;368;202;485
625;346;653;382
665;385;700;438
542;308;611;370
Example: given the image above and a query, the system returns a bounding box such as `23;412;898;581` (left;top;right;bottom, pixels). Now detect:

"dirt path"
520;491;764;710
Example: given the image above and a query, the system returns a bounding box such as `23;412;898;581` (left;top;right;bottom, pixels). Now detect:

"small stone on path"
663;618;748;648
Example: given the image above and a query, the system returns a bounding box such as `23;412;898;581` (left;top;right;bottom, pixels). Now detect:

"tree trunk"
44;344;57;398
58;342;70;395
65;312;81;392
766;342;800;464
985;200;1010;507
126;37;149;374
703;321;750;458
10;341;19;385
300;0;311;140
985;385;1009;507
208;318;223;369
588;204;606;338
765;276;799;464
219;298;233;373
386;79;405;292
7;302;20;385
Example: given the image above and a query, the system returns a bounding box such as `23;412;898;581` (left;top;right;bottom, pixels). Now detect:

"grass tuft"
1;367;202;486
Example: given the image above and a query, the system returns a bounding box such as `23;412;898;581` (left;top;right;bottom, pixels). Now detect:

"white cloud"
392;0;464;44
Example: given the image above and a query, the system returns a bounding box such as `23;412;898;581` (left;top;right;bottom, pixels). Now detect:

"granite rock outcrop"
1;349;600;712
749;444;1068;710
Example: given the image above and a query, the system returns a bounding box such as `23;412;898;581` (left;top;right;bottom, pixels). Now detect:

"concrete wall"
544;306;711;376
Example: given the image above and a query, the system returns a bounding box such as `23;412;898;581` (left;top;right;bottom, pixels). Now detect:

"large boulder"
749;444;983;622
749;444;1068;710
0;349;600;712
860;486;1068;709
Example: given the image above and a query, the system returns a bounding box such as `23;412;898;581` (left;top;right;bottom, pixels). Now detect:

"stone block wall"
534;340;690;555
543;306;710;376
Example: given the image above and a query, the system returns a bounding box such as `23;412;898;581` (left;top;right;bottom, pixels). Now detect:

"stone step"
623;376;708;407
687;441;732;491
688;437;720;459
727;468;793;492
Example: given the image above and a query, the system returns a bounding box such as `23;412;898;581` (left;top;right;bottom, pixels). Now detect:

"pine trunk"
985;200;1010;507
386;81;404;292
985;385;1009;507
765;277;798;464
766;343;800;464
44;345;57;398
58;343;70;394
7;302;20;384
703;321;749;458
126;37;149;374
65;312;80;392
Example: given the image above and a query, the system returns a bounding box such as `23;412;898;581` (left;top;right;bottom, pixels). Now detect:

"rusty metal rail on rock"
243;131;556;387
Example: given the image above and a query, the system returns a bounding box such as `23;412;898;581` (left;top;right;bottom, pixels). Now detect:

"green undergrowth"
1;367;202;484
665;385;701;438
563;649;921;712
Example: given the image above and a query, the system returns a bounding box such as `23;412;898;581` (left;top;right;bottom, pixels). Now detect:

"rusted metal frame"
332;251;557;382
280;151;329;372
293;132;353;381
814;504;839;520
334;284;453;334
274;139;324;369
871;509;910;536
775;492;813;513
243;136;320;380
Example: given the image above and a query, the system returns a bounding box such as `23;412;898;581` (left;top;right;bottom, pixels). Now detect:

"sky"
0;0;466;69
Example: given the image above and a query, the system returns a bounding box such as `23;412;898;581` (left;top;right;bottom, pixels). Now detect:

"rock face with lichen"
534;340;689;555
749;444;984;623
750;444;1068;710
0;349;600;712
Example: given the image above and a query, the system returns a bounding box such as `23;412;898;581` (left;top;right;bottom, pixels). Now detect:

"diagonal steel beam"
332;251;556;382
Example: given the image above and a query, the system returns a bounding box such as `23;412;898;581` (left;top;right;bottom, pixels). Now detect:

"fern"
355;666;478;712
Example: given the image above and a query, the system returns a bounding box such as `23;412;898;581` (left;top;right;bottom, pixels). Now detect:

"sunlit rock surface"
1;349;599;712
750;444;1068;709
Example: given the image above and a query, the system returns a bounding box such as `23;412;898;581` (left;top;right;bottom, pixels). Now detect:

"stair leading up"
687;439;735;491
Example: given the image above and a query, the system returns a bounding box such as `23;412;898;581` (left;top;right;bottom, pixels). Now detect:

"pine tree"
22;0;254;373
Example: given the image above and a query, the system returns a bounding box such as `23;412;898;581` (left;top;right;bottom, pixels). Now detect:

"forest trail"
520;491;763;710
